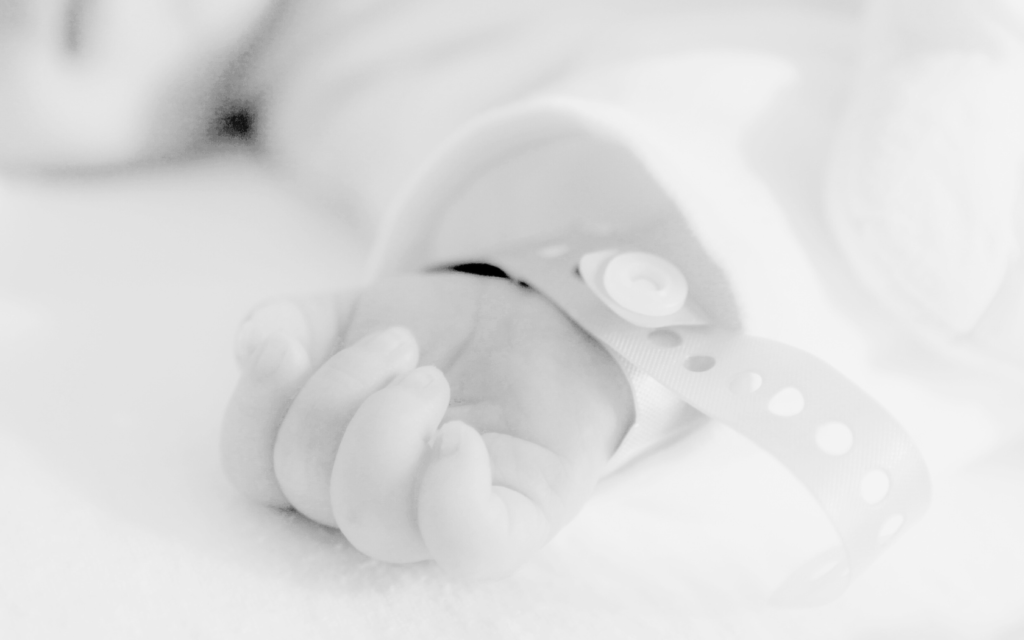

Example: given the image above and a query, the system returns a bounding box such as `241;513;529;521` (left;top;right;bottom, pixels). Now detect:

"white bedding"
4;9;1024;640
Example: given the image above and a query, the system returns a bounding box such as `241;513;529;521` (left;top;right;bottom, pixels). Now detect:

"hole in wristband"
878;514;905;541
648;329;682;348
861;470;891;505
730;371;763;394
815;422;854;456
768;387;805;417
539;244;569;259
684;355;715;372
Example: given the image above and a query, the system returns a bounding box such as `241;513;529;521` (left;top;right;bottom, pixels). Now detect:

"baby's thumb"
330;366;451;563
417;421;551;581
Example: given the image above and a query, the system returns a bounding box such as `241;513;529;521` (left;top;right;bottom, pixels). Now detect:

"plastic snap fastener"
602;252;688;317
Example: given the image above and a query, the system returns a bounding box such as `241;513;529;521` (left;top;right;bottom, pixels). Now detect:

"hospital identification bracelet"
479;221;931;605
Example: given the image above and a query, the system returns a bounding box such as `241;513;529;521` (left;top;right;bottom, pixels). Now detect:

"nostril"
217;107;257;140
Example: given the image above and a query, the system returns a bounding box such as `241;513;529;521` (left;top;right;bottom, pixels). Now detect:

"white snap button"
601;252;688;317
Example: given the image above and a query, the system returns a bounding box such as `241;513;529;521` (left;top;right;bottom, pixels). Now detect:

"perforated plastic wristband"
479;218;931;605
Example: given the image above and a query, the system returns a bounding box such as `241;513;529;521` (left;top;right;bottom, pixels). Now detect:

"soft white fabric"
261;0;1024;372
826;0;1024;370
254;0;860;219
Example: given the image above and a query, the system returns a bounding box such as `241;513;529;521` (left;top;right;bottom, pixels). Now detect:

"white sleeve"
370;48;870;373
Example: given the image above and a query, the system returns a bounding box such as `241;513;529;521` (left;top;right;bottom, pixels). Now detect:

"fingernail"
363;327;413;355
236;303;308;365
400;366;439;389
235;318;264;364
251;334;290;379
433;422;462;457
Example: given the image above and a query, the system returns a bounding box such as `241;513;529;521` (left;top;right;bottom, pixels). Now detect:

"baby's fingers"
274;327;418;526
331;366;450;564
221;302;315;507
418;424;564;581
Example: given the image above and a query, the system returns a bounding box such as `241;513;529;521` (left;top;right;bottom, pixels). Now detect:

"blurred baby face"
0;0;276;167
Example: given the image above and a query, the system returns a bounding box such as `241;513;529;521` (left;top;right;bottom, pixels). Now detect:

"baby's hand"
221;272;633;579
